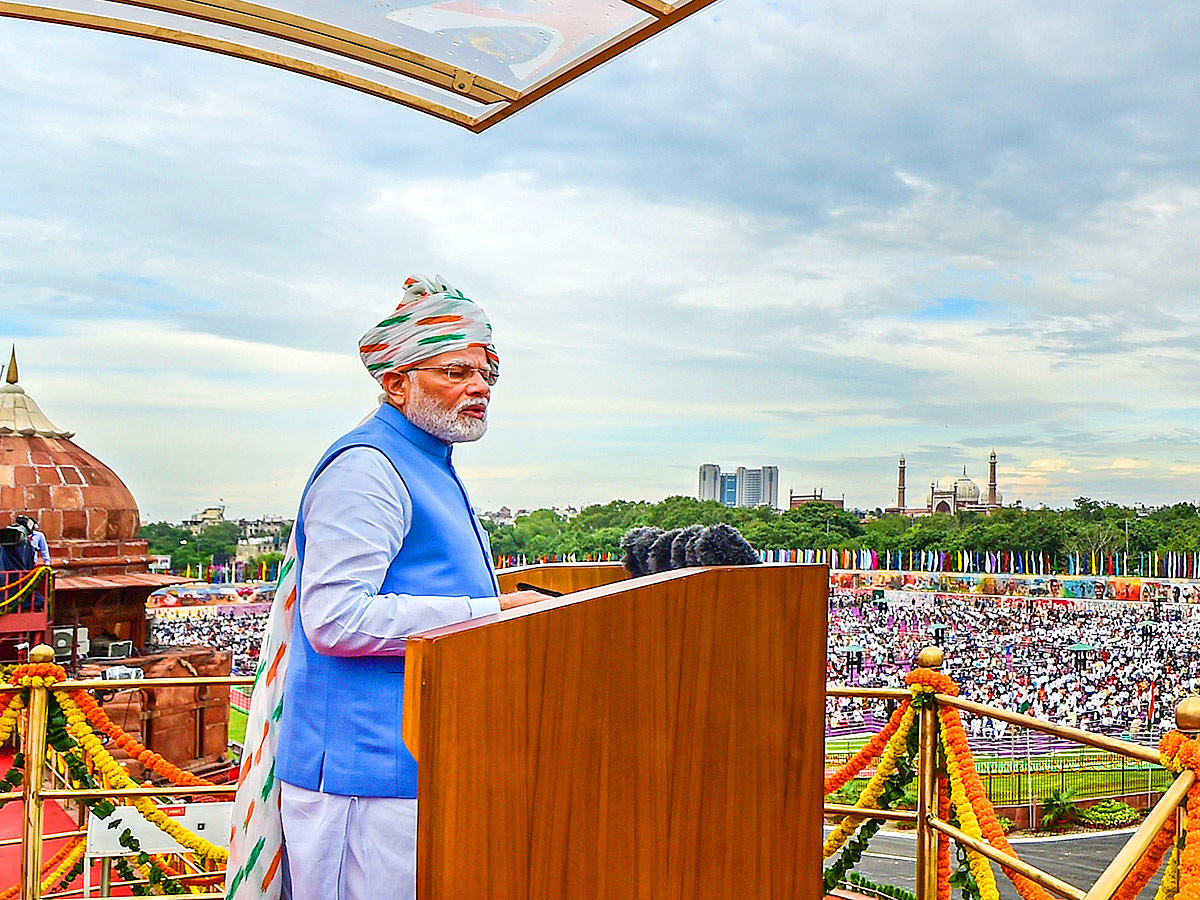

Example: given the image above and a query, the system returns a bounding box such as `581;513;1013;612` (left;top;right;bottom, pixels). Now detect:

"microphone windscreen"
694;523;760;566
671;525;705;569
620;526;664;577
648;529;683;573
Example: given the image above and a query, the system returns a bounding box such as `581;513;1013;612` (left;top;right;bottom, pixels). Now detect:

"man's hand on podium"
499;590;552;610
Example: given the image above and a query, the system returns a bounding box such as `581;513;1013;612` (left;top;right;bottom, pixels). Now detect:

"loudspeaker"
51;626;90;659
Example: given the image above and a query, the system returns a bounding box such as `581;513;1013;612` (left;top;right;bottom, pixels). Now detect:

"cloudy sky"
2;1;1200;522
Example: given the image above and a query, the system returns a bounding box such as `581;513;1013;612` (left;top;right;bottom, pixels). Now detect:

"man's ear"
380;370;408;411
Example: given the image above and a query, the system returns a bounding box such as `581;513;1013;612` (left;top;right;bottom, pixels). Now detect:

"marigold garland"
941;728;1000;900
39;837;87;893
1161;730;1185;769
1155;839;1182;900
938;701;1059;900
150;853;222;894
823;703;916;859
53;697;228;864
821;667;1197;900
0;566;51;612
937;774;952;900
1161;730;1200;900
128;853;213;895
825;700;912;794
1111;816;1177;900
63;689;215;789
904;667;960;697
1179;781;1200;900
0;837;85;900
0;658;236;895
0;693;24;746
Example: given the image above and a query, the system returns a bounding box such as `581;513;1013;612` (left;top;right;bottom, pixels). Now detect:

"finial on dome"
5;347;16;385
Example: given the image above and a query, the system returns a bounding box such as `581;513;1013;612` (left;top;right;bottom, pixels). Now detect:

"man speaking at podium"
231;276;543;900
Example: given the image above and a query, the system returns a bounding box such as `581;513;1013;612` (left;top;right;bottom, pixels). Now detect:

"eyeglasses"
404;364;498;385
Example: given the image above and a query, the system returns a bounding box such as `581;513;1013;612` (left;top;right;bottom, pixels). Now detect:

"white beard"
404;379;488;443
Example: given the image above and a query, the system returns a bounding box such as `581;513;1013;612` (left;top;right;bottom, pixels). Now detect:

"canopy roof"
1;0;719;130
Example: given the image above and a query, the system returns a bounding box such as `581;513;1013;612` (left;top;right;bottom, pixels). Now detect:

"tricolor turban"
358;275;499;383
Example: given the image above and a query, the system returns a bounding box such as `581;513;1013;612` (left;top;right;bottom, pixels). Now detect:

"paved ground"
834;828;1165;900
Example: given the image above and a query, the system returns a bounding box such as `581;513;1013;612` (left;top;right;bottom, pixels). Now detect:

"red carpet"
0;749;133;896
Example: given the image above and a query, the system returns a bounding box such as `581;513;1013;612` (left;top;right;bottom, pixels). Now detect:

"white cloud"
1109;458;1150;471
3;2;1200;516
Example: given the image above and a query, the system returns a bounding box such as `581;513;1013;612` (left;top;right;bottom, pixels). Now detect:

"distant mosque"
884;451;1004;516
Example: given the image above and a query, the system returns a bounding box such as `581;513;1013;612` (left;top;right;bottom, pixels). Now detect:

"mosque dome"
0;351;147;572
954;468;981;503
926;467;982;507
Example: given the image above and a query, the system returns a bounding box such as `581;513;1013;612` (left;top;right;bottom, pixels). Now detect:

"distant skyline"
4;2;1200;521
146;449;1189;524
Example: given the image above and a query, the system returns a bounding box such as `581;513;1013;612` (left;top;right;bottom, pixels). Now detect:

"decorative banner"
825;568;1200;604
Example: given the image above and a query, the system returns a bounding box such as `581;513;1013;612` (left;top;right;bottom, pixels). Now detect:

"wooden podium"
403;563;827;900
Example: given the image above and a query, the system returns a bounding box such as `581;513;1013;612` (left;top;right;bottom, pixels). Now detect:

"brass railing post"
21;643;55;900
914;646;943;900
1084;695;1200;900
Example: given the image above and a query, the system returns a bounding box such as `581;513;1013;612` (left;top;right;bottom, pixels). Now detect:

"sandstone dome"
0;352;147;573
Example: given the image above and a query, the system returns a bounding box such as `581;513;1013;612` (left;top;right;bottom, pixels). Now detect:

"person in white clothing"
272;276;544;900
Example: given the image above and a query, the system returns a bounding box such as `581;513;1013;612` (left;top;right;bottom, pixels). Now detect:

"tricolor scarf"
358;275;499;384
225;533;298;900
228;276;496;899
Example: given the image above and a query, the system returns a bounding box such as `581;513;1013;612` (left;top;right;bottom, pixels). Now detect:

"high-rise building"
763;466;779;509
696;464;779;508
720;474;738;506
736;466;761;507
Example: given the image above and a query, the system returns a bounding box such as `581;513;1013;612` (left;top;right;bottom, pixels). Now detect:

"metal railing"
0;566;53;621
13;645;251;900
7;641;1192;900
826;650;1190;900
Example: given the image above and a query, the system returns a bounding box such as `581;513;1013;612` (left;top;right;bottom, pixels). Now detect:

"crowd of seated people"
827;590;1197;744
148;575;1200;745
149;612;268;676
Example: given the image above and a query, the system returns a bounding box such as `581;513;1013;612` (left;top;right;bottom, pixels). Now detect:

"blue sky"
3;1;1200;521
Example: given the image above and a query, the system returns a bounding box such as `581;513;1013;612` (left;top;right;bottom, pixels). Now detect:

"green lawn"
229;708;248;747
826;733;1174;805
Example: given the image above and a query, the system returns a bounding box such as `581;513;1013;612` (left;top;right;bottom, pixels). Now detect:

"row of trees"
482;497;1200;560
140;522;289;575
140;496;1200;571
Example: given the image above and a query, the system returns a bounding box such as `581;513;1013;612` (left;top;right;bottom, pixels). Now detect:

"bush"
827;782;864;806
1080;799;1140;828
1039;789;1080;831
997;816;1015;834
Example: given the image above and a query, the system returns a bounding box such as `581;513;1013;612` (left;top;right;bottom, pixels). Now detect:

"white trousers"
279;781;417;900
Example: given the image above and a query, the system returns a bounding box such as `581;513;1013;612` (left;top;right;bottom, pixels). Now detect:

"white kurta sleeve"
298;446;501;658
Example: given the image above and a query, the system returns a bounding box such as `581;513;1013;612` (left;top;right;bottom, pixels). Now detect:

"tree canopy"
483;496;1200;559
141;521;242;570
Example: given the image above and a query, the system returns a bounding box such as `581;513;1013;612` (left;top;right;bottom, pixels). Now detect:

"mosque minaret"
885;451;1004;516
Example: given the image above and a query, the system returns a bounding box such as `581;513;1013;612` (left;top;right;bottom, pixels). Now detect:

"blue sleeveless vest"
275;403;499;797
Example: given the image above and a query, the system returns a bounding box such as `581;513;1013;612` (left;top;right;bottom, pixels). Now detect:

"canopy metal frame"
0;0;719;130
